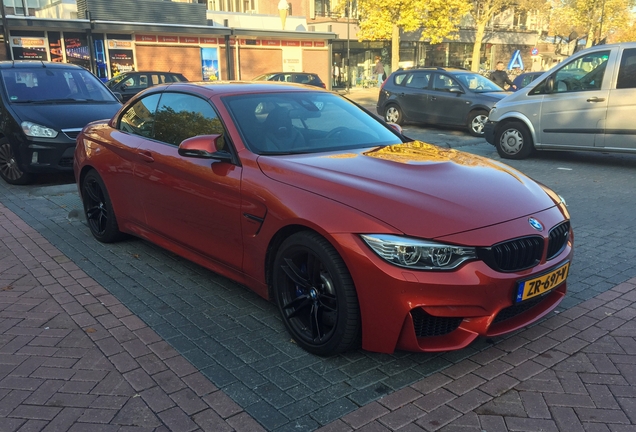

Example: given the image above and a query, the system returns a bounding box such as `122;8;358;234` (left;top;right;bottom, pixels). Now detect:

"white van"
484;42;636;159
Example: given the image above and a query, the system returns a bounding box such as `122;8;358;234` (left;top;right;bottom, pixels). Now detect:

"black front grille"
493;294;546;324
479;236;543;272
411;308;463;337
547;221;570;260
62;129;81;140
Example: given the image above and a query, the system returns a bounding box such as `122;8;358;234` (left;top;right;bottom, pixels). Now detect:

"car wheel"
273;231;360;356
495;121;535;160
467;110;488;137
81;170;126;243
384;104;403;125
0;138;33;185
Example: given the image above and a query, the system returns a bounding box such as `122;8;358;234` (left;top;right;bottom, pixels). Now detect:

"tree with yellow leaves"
341;0;470;71
549;0;635;48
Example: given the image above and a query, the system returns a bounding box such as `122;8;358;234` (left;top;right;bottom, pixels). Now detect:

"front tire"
384;104;404;125
273;231;360;356
0;138;33;185
495;121;534;159
81;170;126;243
467;110;488;137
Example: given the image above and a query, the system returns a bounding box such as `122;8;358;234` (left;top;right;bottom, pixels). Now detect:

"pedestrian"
373;56;384;87
332;62;340;87
490;61;516;90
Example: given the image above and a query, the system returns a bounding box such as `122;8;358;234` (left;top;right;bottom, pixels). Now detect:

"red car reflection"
74;82;573;355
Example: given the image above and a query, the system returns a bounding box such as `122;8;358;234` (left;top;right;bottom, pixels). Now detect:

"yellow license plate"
515;262;570;303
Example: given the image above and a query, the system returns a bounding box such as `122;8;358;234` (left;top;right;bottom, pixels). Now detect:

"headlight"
21;122;58;138
361;234;477;270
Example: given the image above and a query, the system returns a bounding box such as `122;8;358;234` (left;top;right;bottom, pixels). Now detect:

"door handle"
138;150;154;162
586;97;605;102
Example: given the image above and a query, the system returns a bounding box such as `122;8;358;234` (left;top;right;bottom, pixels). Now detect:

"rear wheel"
495;121;534;159
81;170;126;243
272;231;360;356
467;110;488;137
384;104;403;125
0;138;33;185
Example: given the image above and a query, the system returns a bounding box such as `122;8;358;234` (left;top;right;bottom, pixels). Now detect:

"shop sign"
108;40;132;49
301;41;313;47
201;37;218;44
314;41;325;47
180;36;199;44
135;34;157;42
158;36;179;43
11;37;45;47
282;41;300;47
263;40;281;47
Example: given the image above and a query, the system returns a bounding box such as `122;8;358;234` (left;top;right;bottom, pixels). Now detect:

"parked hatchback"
377;67;509;136
105;71;188;102
0;61;121;185
252;72;326;88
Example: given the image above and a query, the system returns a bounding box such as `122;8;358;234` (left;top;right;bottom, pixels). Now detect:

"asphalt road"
1;91;636;430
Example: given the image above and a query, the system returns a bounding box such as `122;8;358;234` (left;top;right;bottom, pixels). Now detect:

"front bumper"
334;205;573;354
18;130;79;174
484;121;495;145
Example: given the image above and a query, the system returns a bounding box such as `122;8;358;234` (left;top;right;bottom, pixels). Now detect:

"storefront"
1;16;334;85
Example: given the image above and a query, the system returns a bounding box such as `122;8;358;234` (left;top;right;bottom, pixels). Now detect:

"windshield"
454;73;505;93
224;92;404;155
252;73;278;81
2;68;119;103
105;73;130;88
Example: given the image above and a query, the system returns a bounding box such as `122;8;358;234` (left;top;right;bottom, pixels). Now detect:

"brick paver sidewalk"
320;287;636;431
0;203;264;431
2;198;636;432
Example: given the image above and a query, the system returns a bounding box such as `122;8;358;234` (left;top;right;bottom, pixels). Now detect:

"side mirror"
178;134;233;162
388;123;403;134
545;75;554;93
449;87;464;94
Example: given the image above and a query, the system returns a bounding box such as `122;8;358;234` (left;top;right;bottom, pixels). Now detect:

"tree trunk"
471;21;487;72
392;24;400;73
585;27;595;48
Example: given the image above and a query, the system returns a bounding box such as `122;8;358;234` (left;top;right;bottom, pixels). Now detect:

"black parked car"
510;71;544;91
252;72;326;88
377;67;509;136
105;71;188;102
0;61;122;185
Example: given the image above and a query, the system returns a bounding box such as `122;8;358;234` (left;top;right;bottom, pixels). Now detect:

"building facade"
0;0;334;87
1;0;562;90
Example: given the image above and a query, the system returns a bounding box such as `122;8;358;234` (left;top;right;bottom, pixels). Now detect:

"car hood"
257;141;556;239
477;91;510;101
10;102;121;130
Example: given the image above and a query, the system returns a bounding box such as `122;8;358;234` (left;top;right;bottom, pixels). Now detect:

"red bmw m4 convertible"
74;81;573;356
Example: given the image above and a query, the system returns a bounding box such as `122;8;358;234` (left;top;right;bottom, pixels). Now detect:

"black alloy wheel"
81;170;126;243
0;138;33;185
273;231;360;356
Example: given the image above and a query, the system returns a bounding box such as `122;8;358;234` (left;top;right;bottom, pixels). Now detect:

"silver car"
485;42;636;159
